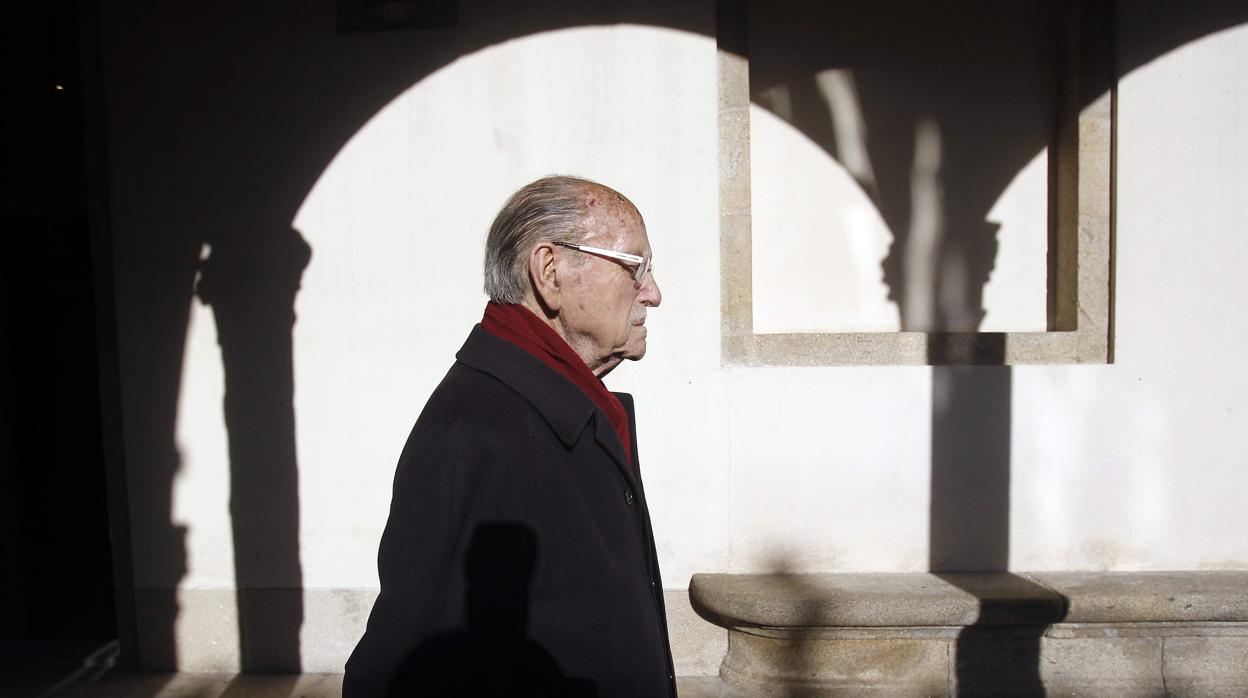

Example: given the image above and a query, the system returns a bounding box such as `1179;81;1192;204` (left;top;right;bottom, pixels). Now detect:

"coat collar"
455;325;640;482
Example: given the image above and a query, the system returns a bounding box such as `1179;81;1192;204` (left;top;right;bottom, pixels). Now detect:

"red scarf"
481;302;631;462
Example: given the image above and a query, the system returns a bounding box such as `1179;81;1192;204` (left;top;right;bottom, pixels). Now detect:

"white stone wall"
102;0;1248;672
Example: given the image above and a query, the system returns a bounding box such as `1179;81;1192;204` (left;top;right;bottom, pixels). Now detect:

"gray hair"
483;175;604;304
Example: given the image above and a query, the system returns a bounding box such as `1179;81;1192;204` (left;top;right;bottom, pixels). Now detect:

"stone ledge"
1029;571;1248;623
690;571;1248;629
690;572;1248;697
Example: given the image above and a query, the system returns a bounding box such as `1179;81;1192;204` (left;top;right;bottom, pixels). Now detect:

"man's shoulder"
422;325;600;444
421;358;534;424
414;331;567;433
394;361;537;475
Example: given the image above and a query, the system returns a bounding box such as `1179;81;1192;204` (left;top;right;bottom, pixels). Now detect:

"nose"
639;272;662;308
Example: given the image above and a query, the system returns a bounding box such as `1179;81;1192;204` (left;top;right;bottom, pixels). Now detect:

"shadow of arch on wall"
718;0;1248;369
719;0;1113;369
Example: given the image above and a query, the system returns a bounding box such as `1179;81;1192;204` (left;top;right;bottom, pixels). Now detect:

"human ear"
527;243;561;312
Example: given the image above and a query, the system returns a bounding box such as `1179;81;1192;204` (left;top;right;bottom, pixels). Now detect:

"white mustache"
629;307;647;326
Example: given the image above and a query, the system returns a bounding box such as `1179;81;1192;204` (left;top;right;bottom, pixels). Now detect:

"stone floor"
5;667;726;698
0;639;727;697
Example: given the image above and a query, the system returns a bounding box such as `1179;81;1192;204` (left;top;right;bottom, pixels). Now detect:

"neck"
519;295;605;376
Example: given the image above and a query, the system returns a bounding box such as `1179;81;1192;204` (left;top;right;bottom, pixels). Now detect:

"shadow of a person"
391;522;595;697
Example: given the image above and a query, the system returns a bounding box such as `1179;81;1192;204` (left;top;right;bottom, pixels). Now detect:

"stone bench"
689;571;1248;696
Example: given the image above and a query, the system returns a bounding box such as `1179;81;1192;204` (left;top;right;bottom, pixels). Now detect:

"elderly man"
344;176;672;696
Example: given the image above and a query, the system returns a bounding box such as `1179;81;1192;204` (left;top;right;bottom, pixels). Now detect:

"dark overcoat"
343;326;676;697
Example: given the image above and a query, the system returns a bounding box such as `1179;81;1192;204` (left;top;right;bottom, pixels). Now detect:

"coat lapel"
593;409;642;493
456;325;643;493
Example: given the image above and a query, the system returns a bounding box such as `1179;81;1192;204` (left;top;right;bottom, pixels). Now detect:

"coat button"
624;487;635;505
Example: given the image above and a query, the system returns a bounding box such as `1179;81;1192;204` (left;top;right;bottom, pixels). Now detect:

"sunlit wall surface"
1011;21;1248;569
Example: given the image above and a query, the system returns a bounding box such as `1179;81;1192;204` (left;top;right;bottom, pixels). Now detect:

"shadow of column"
928;361;1009;574
196;228;311;672
928;357;1051;696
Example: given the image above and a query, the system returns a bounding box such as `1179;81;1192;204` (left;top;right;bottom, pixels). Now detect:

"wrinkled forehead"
580;185;648;249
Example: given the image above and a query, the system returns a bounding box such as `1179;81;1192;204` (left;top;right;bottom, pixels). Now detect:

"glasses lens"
635;257;652;284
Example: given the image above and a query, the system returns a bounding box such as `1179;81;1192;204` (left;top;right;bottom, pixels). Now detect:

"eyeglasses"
553;241;654;285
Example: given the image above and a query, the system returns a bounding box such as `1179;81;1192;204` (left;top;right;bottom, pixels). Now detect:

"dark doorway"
0;0;120;689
